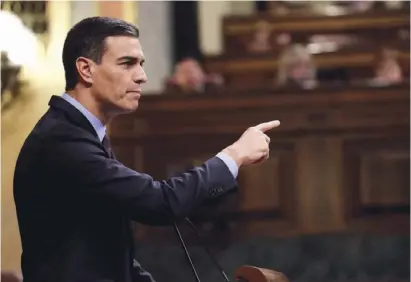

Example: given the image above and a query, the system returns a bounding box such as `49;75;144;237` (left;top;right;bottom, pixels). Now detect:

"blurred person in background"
276;44;318;89
373;48;403;85
166;57;223;93
248;21;273;53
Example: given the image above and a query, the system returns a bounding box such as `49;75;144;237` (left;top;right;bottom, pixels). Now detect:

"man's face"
91;36;147;114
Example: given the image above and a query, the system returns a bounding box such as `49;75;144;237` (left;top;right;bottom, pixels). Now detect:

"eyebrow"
116;56;145;64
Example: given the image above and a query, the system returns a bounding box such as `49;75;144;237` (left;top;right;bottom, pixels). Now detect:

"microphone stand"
173;222;201;282
185;218;230;282
175;218;287;282
173;218;231;282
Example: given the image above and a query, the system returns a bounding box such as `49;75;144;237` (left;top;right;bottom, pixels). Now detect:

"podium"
234;266;289;282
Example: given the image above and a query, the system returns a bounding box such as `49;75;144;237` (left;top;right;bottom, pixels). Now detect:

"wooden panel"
240;156;281;211
343;137;410;220
238;141;296;219
342;137;410;234
360;150;410;206
295;136;346;233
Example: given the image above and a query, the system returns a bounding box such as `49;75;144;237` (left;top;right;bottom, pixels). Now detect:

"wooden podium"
235;266;289;282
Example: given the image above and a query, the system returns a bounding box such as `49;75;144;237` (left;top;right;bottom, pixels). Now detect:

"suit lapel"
48;95;100;140
48;95;117;159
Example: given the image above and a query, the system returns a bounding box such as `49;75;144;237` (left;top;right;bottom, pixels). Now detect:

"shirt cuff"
216;152;239;179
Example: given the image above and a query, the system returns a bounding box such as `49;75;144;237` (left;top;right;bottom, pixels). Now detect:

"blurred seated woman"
165;58;223;94
276;44;318;89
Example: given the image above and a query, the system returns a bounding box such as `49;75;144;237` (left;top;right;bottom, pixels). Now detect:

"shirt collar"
61;93;106;142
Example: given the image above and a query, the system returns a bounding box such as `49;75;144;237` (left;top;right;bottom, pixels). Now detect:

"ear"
75;57;95;85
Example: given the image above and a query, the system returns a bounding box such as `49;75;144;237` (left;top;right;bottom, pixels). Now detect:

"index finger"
254;120;281;132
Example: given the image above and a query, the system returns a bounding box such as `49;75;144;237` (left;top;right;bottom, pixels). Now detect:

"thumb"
254;120;280;132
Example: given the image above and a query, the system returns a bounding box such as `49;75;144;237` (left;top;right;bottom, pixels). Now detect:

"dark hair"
62;17;139;91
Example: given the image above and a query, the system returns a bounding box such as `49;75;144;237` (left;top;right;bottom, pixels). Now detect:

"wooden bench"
221;9;409;55
203;48;410;88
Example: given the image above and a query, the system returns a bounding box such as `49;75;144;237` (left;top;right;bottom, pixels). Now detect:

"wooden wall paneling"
343;137;410;234
237;141;294;215
236;140;298;237
359;152;409;207
295;135;346;233
239;156;282;212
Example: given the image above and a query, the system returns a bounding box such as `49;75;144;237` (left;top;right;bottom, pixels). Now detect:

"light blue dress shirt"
62;93;106;142
61;93;238;178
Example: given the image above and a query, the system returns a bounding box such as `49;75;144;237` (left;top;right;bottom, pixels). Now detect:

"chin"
112;104;138;116
125;101;139;112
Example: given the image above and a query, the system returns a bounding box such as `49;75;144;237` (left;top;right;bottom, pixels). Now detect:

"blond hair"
276;44;316;85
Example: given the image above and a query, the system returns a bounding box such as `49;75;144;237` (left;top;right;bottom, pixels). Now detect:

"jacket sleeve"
44;130;237;225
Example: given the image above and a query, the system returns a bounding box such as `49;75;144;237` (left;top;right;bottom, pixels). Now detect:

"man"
166;57;223;94
13;17;280;282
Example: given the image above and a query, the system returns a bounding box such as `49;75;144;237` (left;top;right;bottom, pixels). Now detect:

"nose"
133;67;148;84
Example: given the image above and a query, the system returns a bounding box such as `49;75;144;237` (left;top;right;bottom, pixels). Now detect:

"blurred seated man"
372;48;403;85
276;44;318;89
247;21;272;53
165;57;223;94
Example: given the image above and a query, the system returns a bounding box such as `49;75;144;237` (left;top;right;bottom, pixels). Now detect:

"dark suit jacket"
13;96;237;282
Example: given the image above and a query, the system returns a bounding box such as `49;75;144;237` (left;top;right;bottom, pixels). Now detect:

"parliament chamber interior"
1;1;410;282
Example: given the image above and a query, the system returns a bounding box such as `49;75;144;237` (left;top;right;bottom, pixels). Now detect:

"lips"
127;91;141;97
127;90;141;94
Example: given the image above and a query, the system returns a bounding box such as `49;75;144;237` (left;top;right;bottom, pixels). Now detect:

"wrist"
222;144;244;167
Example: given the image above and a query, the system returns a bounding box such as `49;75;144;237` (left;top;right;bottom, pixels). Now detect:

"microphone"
173;218;231;282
